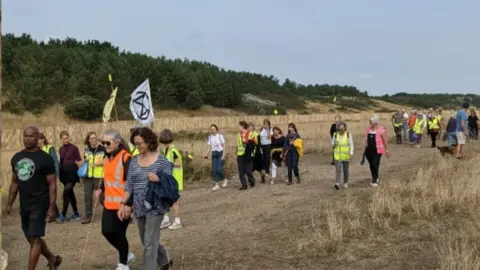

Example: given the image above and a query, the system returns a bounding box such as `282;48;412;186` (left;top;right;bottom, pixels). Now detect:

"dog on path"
437;146;455;156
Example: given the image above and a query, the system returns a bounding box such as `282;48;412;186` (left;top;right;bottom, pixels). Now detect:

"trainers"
127;252;135;265
56;215;66;223
161;260;174;270
334;184;340;190
116;263;130;270
81;216;92;224
168;222;183;230
212;183;220;191
222;179;228;188
344;183;349;189
47;255;62;270
370;183;378;187
270;178;275;184
160;220;171;229
67;214;81;221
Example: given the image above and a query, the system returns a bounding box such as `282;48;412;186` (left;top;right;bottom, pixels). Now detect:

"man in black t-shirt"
4;126;62;270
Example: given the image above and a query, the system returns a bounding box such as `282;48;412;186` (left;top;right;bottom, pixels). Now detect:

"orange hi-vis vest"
103;149;131;210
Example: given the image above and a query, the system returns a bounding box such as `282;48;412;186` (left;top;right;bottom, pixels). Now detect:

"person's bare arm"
7;174;19;207
46;174;57;211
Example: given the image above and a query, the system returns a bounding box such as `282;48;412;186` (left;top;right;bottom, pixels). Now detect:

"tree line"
2;34;372;120
2;33;476;120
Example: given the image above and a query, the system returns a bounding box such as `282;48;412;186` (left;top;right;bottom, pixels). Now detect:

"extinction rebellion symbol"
132;91;151;121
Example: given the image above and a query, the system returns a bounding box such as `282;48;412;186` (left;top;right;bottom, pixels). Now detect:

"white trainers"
222;179;228;188
168;221;183;230
212;183;220;190
344;183;349;188
160;220;171;229
270;178;275;185
116;263;130;270
127;252;135;265
370;183;378;187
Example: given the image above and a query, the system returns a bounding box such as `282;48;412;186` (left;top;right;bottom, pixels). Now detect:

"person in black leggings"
364;116;390;186
58;130;82;222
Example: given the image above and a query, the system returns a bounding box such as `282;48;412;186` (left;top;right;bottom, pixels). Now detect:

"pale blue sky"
4;0;480;95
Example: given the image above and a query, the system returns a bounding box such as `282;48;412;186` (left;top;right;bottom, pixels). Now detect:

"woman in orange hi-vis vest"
94;129;135;270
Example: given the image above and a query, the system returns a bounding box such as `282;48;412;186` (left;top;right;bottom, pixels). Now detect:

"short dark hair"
131;127;158;152
239;121;248;129
159;129;174;144
462;102;469;109
210;124;219;131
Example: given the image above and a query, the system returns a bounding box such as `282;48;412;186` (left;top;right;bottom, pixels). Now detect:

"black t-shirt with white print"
11;149;56;212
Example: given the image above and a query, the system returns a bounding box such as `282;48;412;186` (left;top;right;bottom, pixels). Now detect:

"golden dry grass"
5;109;476;270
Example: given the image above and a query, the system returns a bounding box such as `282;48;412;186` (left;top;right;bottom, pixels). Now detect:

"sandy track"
3;143;439;269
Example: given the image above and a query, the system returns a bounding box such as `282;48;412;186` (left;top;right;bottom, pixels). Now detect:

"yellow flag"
273;109;278;115
103;87;118;123
108;74;113;82
333;96;337;102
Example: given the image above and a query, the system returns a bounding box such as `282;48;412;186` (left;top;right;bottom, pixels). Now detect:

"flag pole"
108;74;119;122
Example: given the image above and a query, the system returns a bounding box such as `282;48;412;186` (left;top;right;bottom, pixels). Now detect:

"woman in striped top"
120;127;173;270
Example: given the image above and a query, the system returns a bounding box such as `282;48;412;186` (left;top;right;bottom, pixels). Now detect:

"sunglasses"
101;141;112;146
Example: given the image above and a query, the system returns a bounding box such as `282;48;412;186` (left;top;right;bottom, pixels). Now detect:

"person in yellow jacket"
237;121;256;190
159;129;184;230
331;122;354;190
428;111;442;148
38;132;61;222
413;113;425;148
78;132;106;224
128;128;140;156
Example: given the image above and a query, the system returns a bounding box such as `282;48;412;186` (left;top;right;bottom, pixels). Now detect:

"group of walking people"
11;106;479;269
6;126;184;270
204;120;305;189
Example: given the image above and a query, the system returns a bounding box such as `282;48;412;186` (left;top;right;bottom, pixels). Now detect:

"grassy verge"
293;145;480;269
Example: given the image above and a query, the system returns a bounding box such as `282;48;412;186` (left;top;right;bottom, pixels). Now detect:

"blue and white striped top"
126;154;173;217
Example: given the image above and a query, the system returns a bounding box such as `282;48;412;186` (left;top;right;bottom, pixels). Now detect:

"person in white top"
259;119;273;183
204;124;228;190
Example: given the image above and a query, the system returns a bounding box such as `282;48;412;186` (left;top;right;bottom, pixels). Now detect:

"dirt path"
3;144;439;269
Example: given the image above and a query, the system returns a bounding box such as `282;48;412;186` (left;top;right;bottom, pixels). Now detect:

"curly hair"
130;127;159;152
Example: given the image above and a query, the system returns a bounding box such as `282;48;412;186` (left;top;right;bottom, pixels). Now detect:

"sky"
4;0;480;95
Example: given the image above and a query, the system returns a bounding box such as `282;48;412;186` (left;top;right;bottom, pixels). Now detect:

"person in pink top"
364;115;390;187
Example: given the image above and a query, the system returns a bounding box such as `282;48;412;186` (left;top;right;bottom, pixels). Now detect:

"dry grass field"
4;109;476;270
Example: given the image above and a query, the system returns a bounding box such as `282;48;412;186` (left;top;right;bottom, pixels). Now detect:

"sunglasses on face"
101;141;112;146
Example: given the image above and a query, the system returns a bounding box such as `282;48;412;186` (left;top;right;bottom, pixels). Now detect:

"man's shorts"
21;210;47;238
456;132;466;145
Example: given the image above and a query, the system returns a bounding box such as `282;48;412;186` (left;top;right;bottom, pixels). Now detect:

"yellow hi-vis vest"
41;145;52;154
163;145;183;190
414;118;424;134
84;147;105;178
333;132;351;161
428;116;440;130
128;142;140;156
237;132;255;156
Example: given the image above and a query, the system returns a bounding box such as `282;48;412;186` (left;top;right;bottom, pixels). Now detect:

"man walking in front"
456;103;469;159
4;126;62;270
